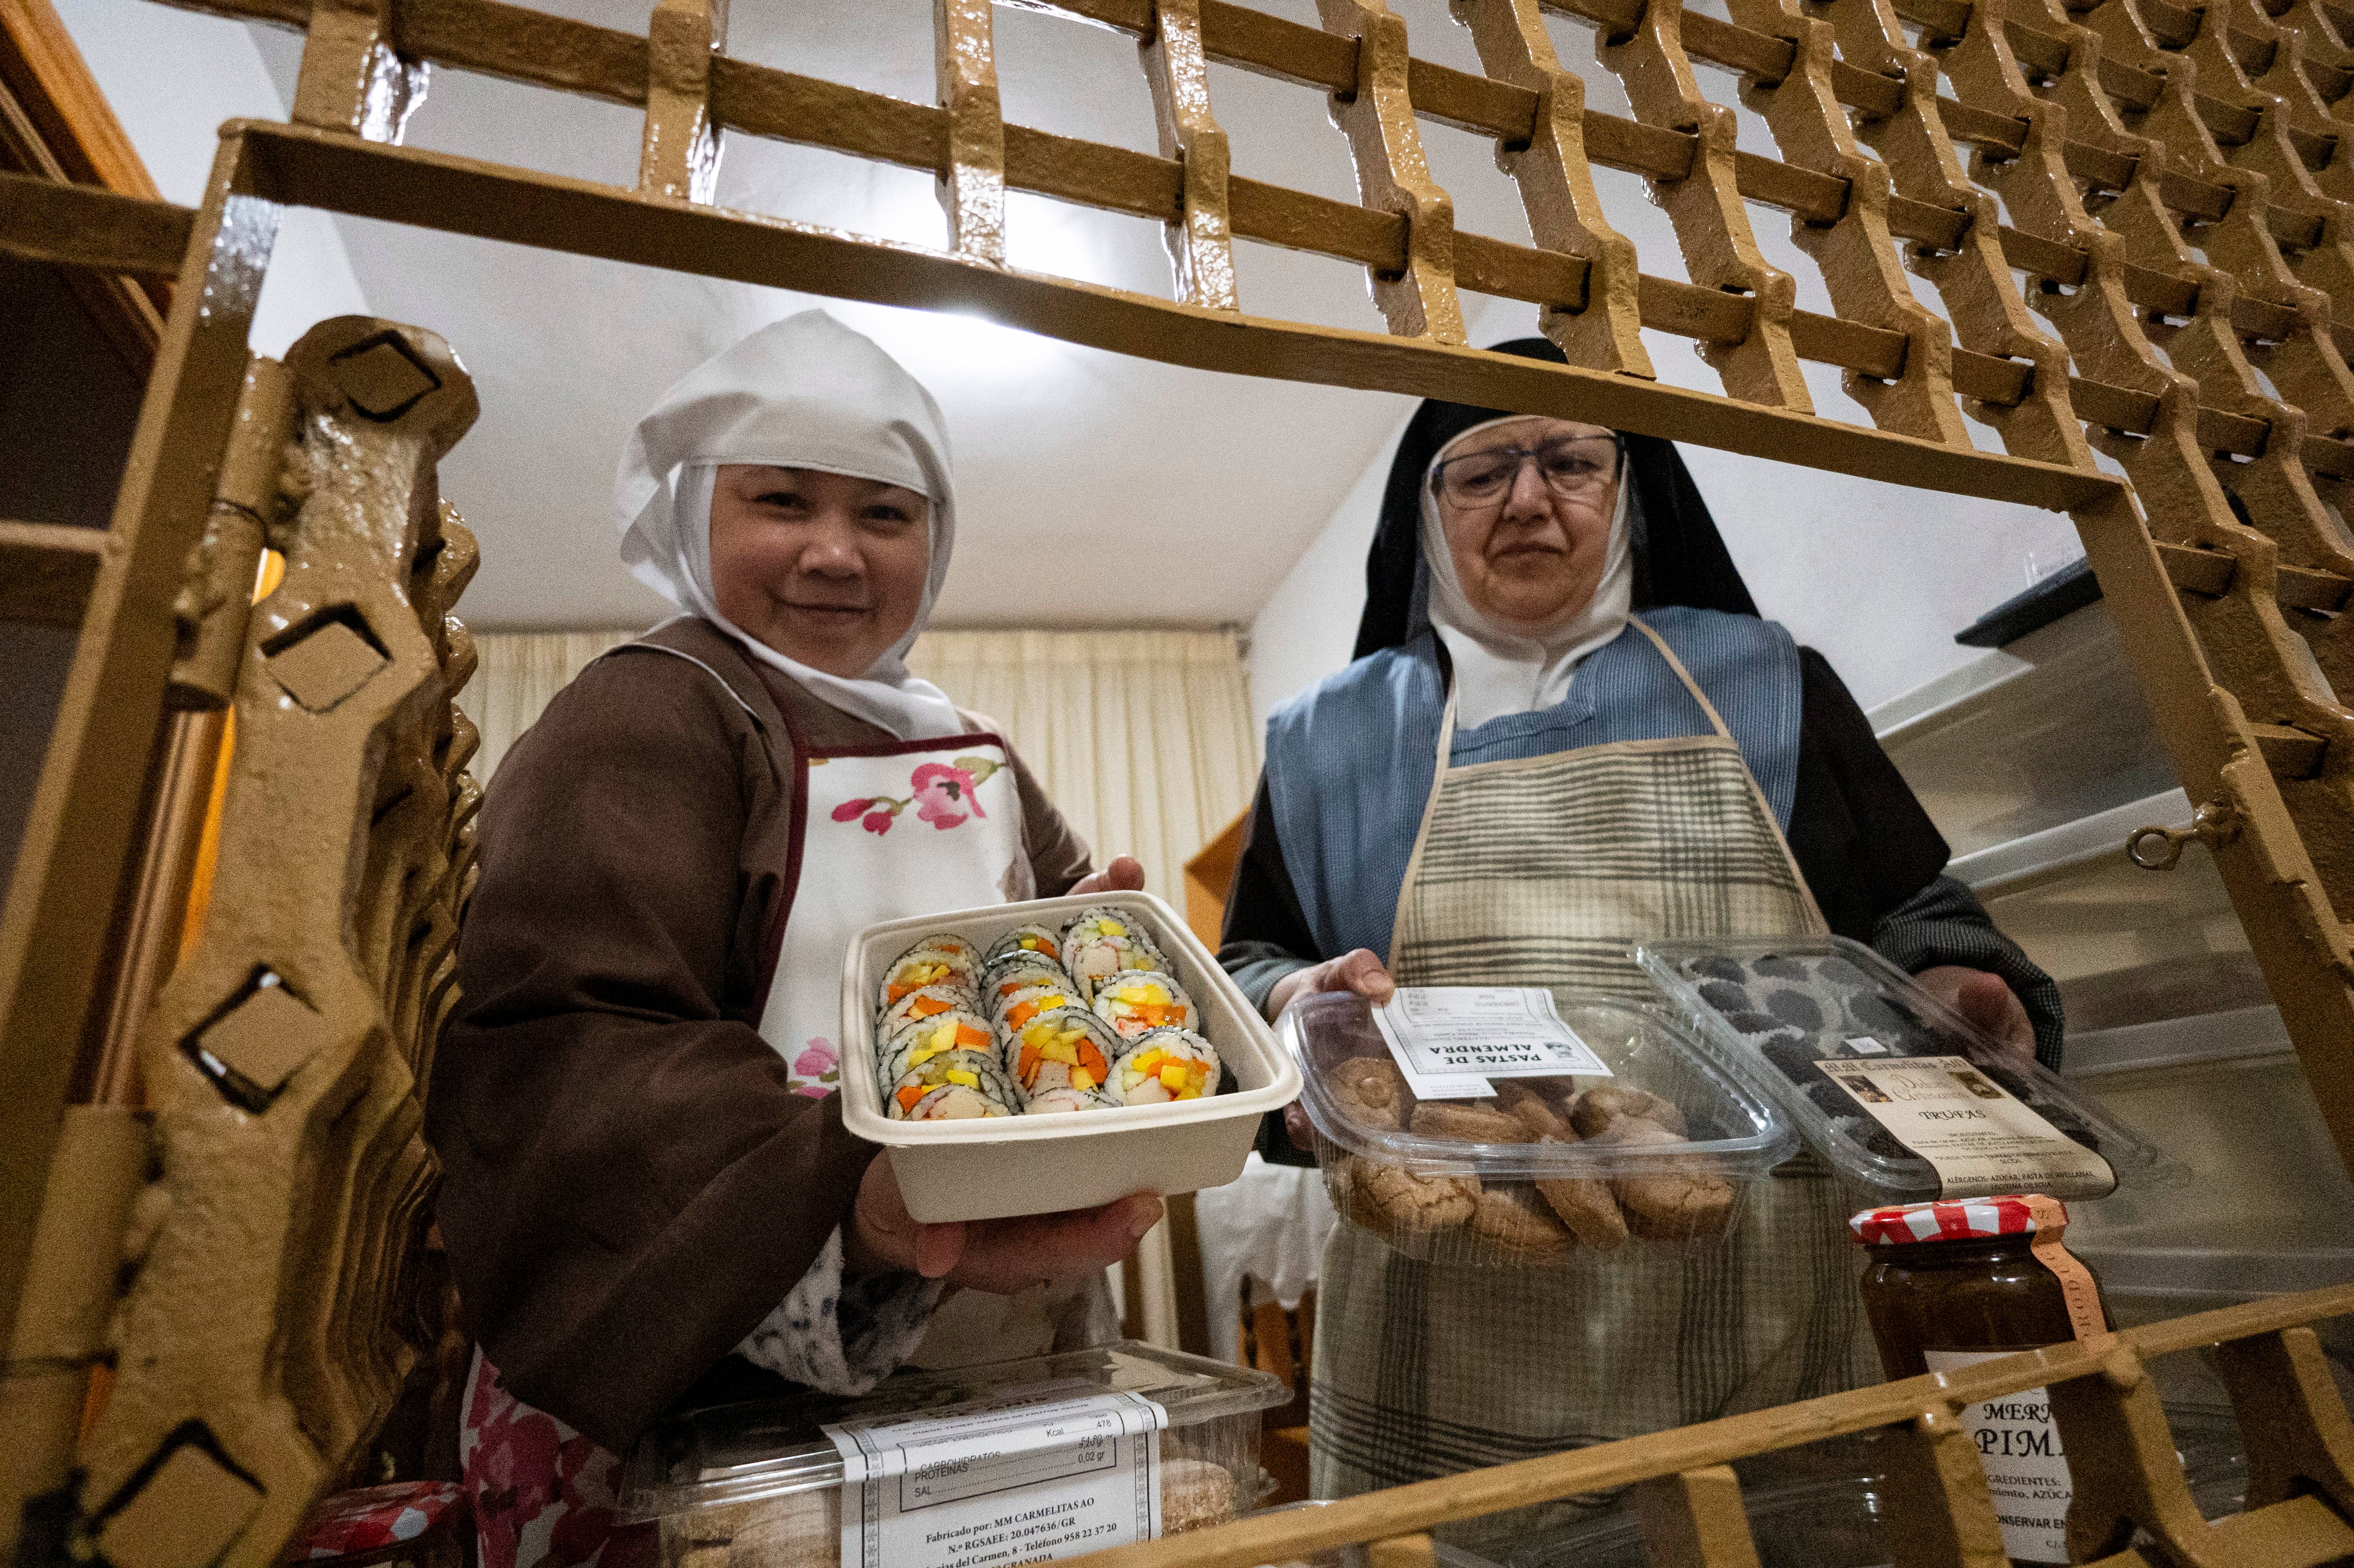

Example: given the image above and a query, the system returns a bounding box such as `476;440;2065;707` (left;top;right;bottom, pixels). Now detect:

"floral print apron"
1307;619;1874;1545
462;719;1033;1567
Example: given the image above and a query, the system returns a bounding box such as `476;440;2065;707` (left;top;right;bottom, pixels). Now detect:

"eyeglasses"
1430;435;1622;508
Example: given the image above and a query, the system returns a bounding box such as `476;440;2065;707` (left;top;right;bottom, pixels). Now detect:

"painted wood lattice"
10;0;2354;1562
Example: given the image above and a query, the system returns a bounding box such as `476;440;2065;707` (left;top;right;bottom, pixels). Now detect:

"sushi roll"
1090;969;1198;1040
1023;1085;1118;1115
993;979;1086;1034
984;956;1071;1008
1006;1007;1122;1102
879;984;984;1042
984;923;1065;974
877;936;982;1015
1061;908;1170;1005
885;1049;1019;1120
879;1007;998;1083
1109;1027;1223;1105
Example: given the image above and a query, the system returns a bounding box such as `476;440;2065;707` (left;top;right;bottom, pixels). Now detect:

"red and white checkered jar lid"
1849;1196;2066;1246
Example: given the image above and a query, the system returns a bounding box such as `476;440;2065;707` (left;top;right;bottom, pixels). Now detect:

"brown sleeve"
1005;740;1093;896
425;650;883;1452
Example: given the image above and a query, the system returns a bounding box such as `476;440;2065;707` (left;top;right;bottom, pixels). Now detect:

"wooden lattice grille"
9;0;2354;1563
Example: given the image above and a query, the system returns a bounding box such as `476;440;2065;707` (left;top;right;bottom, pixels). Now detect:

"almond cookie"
1409;1101;1534;1144
1327;1054;1410;1130
1568;1084;1690;1139
1588;1119;1734;1242
1495;1080;1569;1141
1469;1182;1574;1261
1340;1155;1479;1237
1531;1135;1628;1250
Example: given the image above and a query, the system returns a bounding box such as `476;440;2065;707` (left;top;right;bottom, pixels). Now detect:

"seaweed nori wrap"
1061;908;1170;1005
1108;1027;1223;1104
983;923;1065;975
885;1048;1019;1119
877;937;982;1016
1090;969;1199;1040
1006;1006;1122;1102
992;980;1085;1034
879;985;984;1043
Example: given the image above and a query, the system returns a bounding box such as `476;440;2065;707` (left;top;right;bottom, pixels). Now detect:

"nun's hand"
846;1151;1161;1291
1264;949;1394;1022
1914;965;2037;1060
1264;949;1395;1151
1067;855;1146;897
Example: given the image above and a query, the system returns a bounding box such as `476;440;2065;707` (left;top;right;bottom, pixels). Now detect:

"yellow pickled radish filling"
1016;1021;1108;1085
1121;1046;1211;1099
1020;934;1054;953
887;958;956;1003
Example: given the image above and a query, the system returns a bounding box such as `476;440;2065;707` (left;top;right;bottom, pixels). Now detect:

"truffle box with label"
1639;937;2170;1204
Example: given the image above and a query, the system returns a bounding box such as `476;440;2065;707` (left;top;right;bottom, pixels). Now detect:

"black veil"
1352;338;1761;660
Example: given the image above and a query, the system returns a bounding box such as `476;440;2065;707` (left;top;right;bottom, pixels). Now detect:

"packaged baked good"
1285;990;1793;1267
621;1341;1289;1568
1637;935;2170;1203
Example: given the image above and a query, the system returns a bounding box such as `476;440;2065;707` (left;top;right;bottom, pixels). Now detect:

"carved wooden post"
1316;0;1468;342
935;0;1008;264
1452;0;1652;375
640;0;728;202
1142;0;1240;311
1728;0;1968;442
76;317;480;1568
1825;0;2091;466
1591;0;1809;404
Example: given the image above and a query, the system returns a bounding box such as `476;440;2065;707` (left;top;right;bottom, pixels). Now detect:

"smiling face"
1432;416;1621;634
707;463;932;678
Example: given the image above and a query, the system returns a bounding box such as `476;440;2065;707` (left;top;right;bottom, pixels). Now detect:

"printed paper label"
1924;1347;2073;1564
825;1383;1168;1568
1373;987;1613;1100
1814;1054;2116;1196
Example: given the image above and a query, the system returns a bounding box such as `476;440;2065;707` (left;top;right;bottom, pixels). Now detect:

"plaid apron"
1308;619;1873;1527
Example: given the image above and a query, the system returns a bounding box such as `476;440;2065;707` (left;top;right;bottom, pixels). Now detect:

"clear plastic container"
1284;991;1796;1267
840;892;1302;1223
619;1340;1291;1568
1636;935;2169;1204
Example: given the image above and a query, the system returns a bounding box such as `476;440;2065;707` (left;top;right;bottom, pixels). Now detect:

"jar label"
1814;1055;2116;1197
1923;1347;2074;1564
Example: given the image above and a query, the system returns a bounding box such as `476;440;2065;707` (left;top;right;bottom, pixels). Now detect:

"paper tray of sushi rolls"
838;892;1301;1223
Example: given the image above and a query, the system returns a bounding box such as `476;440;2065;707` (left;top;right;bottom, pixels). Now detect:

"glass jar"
1852;1196;2111;1567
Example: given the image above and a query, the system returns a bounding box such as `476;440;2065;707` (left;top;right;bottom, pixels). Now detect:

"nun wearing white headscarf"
429;313;1154;1568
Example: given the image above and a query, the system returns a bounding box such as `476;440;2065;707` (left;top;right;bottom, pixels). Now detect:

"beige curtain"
455;626;1260;901
454;629;638;781
906;629;1260;901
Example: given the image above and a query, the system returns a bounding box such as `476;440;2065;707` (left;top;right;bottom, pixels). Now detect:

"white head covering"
1419;417;1634;730
615;310;967;740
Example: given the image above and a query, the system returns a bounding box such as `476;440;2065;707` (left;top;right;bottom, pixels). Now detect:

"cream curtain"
905;630;1258;901
455;628;640;782
455;626;1260;900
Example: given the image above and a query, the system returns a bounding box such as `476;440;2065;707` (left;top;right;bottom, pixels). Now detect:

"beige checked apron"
1308;619;1875;1534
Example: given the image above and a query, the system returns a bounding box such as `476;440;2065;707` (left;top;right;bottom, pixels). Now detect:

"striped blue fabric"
1261;606;1803;965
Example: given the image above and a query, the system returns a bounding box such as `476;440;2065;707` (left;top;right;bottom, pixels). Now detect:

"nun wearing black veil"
1216;340;2062;1515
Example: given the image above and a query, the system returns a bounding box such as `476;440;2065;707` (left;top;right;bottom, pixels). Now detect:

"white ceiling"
232;0;1547;631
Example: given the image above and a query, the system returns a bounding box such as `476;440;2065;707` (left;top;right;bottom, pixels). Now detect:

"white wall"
52;1;371;356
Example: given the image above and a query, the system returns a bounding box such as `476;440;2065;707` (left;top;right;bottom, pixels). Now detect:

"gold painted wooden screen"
9;0;2354;1562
